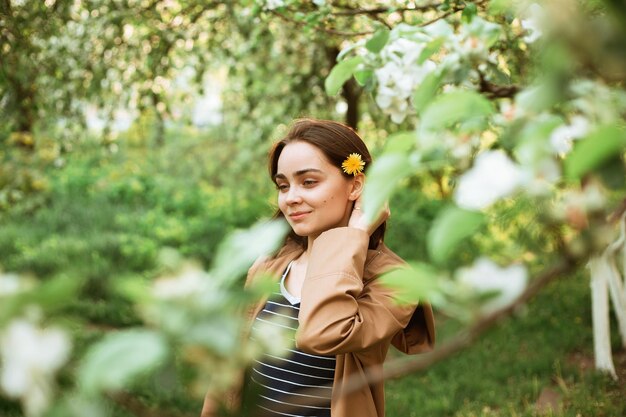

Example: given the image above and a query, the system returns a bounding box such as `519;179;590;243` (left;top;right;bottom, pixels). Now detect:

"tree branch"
478;70;520;99
330;3;443;16
269;9;374;36
383;257;578;380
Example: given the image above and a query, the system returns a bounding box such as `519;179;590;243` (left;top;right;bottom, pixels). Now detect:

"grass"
385;271;626;417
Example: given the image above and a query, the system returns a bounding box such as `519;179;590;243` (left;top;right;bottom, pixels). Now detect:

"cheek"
277;194;287;211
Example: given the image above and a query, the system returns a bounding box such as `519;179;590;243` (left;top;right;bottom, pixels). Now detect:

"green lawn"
385;272;626;417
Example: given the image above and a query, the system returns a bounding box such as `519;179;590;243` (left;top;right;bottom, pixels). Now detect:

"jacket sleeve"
296;227;416;356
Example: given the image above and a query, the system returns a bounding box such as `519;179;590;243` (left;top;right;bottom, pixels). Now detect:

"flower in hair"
342;153;365;176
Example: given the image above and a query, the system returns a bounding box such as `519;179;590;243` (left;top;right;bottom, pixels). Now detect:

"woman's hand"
348;196;390;236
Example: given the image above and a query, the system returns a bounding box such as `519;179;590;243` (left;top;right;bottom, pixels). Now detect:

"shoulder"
244;238;303;287
364;242;407;280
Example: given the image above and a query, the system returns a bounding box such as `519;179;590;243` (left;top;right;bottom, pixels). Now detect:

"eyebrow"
274;168;324;181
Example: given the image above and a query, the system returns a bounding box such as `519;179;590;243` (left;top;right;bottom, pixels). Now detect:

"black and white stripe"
247;262;336;417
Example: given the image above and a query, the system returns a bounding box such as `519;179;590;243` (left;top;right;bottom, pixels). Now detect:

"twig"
269;9;374;36
478;70;520;99
419;0;489;27
331;3;443;16
383;257;577;379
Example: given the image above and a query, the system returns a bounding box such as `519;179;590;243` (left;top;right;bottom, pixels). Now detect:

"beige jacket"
202;227;435;417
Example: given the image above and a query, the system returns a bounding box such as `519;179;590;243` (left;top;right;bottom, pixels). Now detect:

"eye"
276;183;289;192
303;179;317;187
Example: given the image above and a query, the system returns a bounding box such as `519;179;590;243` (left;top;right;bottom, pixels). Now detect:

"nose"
285;186;302;205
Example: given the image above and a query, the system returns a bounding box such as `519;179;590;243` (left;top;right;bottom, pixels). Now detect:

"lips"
289;211;311;221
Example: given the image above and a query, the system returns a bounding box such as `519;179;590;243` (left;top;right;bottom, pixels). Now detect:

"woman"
202;118;435;417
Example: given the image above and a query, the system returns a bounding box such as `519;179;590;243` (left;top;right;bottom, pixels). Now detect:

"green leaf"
383;131;416;154
565;125;626;180
27;275;81;308
365;28;390;53
212;220;289;284
413;71;443;114
186;315;240;355
418;38;445;64
354;69;373;86
515;82;558;114
427;205;485;264
78;329;168;395
468;16;502;47
324;56;363;96
379;263;442;304
114;277;150;303
513;116;562;164
598;155;626;190
462;3;478;23
0;276;82;324
362;154;413;224
420;91;494;133
488;0;515;15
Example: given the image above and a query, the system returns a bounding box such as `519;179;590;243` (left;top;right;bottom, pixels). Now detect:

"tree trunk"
151;92;165;147
325;46;361;130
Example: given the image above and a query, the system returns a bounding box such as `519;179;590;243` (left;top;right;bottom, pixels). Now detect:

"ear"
348;173;365;201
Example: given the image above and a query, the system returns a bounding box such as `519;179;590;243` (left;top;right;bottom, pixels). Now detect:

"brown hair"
268;118;386;249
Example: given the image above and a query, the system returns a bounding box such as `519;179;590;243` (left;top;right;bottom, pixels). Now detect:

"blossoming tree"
309;0;626;378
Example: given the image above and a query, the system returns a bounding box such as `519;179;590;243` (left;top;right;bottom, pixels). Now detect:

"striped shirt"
247;261;336;417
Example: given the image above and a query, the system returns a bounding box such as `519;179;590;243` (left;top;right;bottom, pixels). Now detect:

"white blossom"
454;150;524;210
520;3;544;43
496;100;522;123
0;273;33;297
264;0;285;10
0;319;71;417
152;267;207;300
250;316;293;357
555;181;606;218
374;39;436;123
444;17;501;67
419;132;478;164
381;38;424;67
549;116;590;156
520;157;561;196
449;33;489;62
457;257;528;313
312;0;325;6
0;273;21;296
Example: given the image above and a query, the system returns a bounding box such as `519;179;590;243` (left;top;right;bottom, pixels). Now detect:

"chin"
291;226;314;237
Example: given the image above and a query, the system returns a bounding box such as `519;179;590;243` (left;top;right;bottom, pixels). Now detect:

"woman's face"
275;141;355;239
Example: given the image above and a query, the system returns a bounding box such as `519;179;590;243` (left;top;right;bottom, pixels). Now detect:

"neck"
305;235;317;258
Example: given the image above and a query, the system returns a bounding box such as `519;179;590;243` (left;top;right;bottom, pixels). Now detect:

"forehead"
277;141;332;171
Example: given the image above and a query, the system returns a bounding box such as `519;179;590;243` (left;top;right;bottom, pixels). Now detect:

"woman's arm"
296;227;417;356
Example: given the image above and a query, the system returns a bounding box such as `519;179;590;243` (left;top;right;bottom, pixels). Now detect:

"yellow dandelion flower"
342;153;365;176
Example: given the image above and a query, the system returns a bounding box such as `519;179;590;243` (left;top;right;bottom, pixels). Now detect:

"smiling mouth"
289;212;310;220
